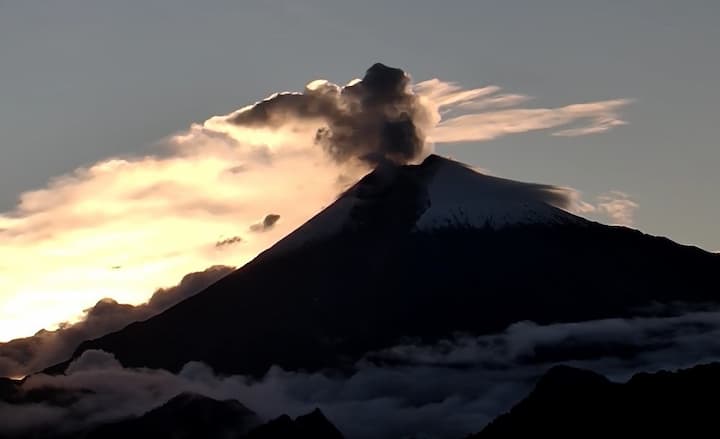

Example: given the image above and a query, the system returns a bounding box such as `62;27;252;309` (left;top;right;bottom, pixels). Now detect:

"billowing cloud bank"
0;64;631;342
3;307;720;438
0;266;233;378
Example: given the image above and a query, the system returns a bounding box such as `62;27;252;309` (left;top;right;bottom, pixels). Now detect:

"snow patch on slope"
415;158;581;231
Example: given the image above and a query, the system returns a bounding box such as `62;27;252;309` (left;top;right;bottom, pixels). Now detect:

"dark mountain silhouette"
87;402;343;439
0;377;20;403
84;392;259;439
0;390;343;439
243;409;344;439
54;155;719;377
473;362;720;438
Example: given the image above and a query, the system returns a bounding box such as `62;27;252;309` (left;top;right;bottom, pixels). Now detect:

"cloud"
0;63;630;342
595;191;639;226
428;99;630;143
250;214;281;233
416;78;630;143
3;305;720;439
215;236;243;248
0;266;233;378
564;190;639;226
0;120;359;342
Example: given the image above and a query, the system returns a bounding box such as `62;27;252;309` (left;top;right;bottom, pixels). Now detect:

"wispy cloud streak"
419;77;630;143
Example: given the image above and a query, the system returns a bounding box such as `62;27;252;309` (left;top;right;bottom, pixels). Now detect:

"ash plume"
230;63;435;165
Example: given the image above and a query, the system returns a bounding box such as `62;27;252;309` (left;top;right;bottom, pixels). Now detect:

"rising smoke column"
229;63;436;164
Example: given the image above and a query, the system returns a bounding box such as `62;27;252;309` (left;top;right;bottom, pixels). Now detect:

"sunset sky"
1;1;718;342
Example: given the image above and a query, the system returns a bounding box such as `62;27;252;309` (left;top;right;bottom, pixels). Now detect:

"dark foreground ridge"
85;393;259;439
0;388;343;439
473;362;720;438
86;397;343;439
243;409;344;439
6;363;720;438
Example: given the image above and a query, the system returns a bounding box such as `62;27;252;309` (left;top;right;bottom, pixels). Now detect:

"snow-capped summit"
411;155;583;231
269;154;584;256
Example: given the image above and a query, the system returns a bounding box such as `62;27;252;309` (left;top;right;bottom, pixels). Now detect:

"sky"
0;1;718;341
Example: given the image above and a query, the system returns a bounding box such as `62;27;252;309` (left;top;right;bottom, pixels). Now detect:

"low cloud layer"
595;191;639;225
0;266;233;378
570;190;639;226
3;306;720;439
0;63;630;342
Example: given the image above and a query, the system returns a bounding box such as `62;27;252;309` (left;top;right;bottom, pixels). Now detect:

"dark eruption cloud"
230;63;435;165
215;236;243;248
250;214;280;232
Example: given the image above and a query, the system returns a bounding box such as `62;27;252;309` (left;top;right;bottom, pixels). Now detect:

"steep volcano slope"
67;156;720;377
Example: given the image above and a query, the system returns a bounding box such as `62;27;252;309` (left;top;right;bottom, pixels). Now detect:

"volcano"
59;154;719;377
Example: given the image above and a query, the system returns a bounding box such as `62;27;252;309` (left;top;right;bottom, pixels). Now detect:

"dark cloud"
215;236;243;248
4;307;720;438
226;164;249;174
250;214;281;232
367;309;720;376
0;266;234;378
230;63;434;165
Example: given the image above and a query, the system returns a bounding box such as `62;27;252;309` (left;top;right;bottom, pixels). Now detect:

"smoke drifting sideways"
3;307;720;439
0;63;631;343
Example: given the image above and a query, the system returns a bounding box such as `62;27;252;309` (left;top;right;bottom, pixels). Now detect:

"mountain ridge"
474;362;720;438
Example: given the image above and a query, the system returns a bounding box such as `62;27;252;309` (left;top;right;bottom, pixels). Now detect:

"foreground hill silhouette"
78;362;720;438
474;362;720;438
54;155;719;377
83;395;342;439
85;393;259;439
0;387;344;439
